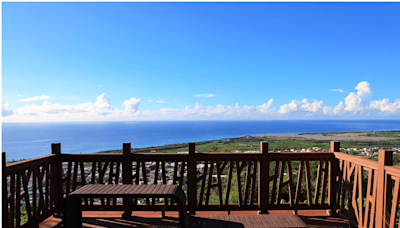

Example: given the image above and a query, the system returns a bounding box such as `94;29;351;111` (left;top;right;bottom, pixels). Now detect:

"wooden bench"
63;184;188;228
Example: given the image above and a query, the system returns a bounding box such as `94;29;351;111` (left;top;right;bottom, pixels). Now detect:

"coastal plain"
102;131;400;163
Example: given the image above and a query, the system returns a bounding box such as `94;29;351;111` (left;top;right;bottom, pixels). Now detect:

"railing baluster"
351;164;360;222
122;142;132;219
199;159;208;207
2;153;9;228
180;160;186;187
244;160;251;205
286;160;295;208
358;165;363;225
44;162;50;214
320;159;328;205
16;170;21;228
376;150;393;228
32;165;38;221
277;159;285;205
305;159;312;206
22;167;32;223
225;159;233;207
66;161;72;194
161;161;167;184
188;142;196;214
330;141;340;216
216;160;223;206
259;141;269;214
313;159;322;205
38;165;45;216
295;159;304;205
250;159;258;206
205;160;214;206
72;160;78;191
389;176;399;228
236;159;244;207
271;159;279;206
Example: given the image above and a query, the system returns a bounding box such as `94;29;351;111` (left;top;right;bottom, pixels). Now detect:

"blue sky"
2;2;400;122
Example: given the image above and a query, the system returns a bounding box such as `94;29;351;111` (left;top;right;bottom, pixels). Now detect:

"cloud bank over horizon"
3;81;400;122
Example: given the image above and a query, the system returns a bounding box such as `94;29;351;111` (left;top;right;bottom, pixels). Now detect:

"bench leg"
177;201;188;228
122;196;133;219
64;198;82;228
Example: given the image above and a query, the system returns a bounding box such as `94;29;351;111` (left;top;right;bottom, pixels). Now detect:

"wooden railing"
3;141;400;228
334;143;400;228
2;153;58;228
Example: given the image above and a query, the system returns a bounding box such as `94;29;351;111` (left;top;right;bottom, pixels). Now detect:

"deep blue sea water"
2;120;400;161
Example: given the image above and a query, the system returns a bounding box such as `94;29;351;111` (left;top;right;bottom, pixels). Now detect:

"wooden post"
330;141;340;153
329;141;340;216
259;141;269;214
188;142;196;214
2;152;9;228
51;143;63;217
376;149;393;228
122;143;133;219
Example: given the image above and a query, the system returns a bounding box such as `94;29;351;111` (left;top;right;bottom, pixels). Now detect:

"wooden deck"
39;210;351;228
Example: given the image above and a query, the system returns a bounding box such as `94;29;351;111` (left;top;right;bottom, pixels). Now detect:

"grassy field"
304;131;400;138
101;131;400;154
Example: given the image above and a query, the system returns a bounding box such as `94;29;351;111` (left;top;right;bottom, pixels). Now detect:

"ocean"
2;120;400;161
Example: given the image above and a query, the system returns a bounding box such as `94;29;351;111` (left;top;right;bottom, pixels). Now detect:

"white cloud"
323;101;345;115
342;81;371;114
301;99;323;113
16;93;113;117
18;95;50;102
278;99;323;115
92;93;113;115
256;99;274;113
323;81;371;115
123;98;140;114
17;94;22;97
278;100;300;114
153;101;276;118
157;100;167;103
330;89;347;93
2;101;14;116
3;81;400;122
355;81;371;97
194;94;217;98
370;98;400;114
343;92;363;114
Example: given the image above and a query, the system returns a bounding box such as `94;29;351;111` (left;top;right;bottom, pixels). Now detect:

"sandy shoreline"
253;133;399;141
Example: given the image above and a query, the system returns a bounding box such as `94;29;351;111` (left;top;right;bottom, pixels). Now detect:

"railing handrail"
385;165;400;176
5;154;57;172
333;151;379;169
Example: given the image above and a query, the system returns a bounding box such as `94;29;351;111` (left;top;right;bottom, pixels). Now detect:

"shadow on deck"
39;210;351;228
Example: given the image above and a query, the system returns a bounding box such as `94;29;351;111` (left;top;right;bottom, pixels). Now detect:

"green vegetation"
100;132;400;156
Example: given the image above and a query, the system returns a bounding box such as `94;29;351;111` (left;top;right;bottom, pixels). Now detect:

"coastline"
99;130;400;154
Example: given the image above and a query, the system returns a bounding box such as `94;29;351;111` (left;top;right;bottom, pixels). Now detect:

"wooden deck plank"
192;214;308;228
41;210;350;227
